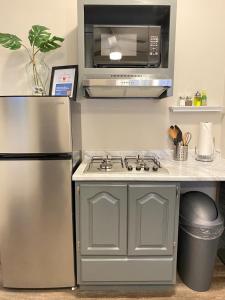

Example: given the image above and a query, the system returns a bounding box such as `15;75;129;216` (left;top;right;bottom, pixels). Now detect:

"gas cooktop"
84;154;169;174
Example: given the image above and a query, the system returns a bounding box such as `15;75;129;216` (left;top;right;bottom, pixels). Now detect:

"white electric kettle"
195;122;215;162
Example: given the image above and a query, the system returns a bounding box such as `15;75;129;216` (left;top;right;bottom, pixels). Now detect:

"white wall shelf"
169;106;224;113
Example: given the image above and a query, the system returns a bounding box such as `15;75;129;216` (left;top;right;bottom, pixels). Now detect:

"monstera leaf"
39;36;64;52
0;25;64;95
0;33;22;50
28;25;50;47
28;25;64;52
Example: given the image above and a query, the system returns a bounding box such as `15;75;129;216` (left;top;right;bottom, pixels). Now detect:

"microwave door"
93;26;149;67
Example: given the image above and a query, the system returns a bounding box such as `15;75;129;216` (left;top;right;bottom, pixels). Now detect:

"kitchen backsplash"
79;98;222;151
0;0;225;155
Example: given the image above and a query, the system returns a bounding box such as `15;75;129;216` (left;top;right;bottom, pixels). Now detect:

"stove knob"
144;165;150;171
128;165;133;171
153;165;158;172
136;165;141;171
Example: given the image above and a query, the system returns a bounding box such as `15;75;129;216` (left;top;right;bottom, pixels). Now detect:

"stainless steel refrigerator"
0;96;76;288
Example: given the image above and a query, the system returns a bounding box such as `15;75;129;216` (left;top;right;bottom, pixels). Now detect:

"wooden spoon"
168;127;177;144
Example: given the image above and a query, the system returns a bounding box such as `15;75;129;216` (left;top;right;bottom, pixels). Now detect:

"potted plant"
0;25;64;95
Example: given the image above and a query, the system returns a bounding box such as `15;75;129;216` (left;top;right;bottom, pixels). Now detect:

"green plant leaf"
39;36;64;52
0;33;22;50
28;25;51;47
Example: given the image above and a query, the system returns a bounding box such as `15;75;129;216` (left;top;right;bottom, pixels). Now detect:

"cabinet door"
128;184;178;256
80;184;127;255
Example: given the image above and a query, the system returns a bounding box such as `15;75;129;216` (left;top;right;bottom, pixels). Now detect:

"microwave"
93;25;161;68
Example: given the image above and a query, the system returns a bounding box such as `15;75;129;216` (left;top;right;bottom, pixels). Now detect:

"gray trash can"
177;191;224;292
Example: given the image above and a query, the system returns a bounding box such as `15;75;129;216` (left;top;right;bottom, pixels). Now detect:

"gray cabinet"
76;182;179;285
80;184;127;255
80;257;174;283
128;184;177;256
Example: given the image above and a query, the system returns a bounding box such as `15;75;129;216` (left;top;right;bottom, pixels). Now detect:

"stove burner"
136;165;142;171
127;165;133;171
86;155;124;172
84;154;168;174
124;155;162;172
100;159;113;170
144;165;150;171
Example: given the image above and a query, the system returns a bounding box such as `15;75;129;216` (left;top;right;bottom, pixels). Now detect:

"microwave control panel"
148;26;161;67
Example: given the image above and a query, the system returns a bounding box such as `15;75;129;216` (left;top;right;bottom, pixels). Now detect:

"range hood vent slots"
83;78;172;98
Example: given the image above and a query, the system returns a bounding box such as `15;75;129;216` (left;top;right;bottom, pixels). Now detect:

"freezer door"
0;159;75;288
0;96;72;154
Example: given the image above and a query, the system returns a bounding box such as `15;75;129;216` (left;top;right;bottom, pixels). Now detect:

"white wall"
0;0;77;94
81;0;225;150
0;0;225;152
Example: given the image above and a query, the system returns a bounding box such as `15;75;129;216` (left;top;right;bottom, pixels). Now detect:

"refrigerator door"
0;159;75;288
0;96;72;154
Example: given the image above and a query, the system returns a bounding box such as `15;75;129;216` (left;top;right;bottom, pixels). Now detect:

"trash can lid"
180;191;218;224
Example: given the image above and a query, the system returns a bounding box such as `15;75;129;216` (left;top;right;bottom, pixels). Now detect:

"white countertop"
72;150;225;182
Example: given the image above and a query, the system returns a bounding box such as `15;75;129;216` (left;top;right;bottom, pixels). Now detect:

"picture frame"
49;65;78;100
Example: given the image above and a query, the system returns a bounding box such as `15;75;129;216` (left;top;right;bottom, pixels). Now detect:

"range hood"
78;0;177;100
83;78;172;98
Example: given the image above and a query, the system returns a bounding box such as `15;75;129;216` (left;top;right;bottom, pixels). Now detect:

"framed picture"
49;65;78;100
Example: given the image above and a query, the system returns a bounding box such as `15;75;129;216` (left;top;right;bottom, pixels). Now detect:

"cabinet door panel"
128;184;177;256
80;184;127;255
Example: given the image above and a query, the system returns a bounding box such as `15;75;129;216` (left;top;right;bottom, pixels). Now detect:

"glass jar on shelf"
185;96;192;106
194;91;202;106
178;96;186;107
201;90;207;106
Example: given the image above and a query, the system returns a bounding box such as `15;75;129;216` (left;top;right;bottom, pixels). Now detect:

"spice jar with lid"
201;90;207;106
179;96;186;107
194;91;202;106
185;96;192;106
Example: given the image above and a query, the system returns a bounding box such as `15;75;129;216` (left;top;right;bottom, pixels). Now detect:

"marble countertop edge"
72;149;225;182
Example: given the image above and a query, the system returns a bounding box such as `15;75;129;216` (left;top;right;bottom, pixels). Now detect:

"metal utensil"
183;132;192;145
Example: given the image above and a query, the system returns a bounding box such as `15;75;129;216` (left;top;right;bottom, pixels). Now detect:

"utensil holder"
174;144;188;161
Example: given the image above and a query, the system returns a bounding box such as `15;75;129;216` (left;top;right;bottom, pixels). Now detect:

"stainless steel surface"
84;155;169;174
174;145;188;161
83;78;172;98
83;78;172;87
77;0;177;99
70;102;82;153
0;96;72;154
0;96;76;288
0;159;75;288
85;86;168;98
85;156;125;173
84;0;175;4
124;155;169;174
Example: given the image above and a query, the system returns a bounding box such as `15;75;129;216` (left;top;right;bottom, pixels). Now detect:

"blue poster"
55;83;73;96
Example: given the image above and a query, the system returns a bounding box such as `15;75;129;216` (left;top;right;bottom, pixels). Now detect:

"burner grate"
84;154;168;174
91;155;124;167
124;155;161;169
85;155;124;172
